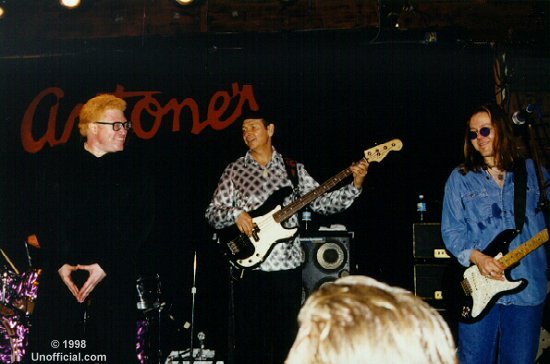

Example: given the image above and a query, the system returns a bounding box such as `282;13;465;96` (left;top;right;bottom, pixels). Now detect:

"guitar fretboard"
498;228;549;269
271;139;402;224
273;168;352;223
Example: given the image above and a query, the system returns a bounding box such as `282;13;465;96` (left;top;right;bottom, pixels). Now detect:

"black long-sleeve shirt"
40;143;155;281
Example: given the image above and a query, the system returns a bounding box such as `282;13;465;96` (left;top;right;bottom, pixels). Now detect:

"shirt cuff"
232;209;244;223
349;183;362;195
458;248;473;267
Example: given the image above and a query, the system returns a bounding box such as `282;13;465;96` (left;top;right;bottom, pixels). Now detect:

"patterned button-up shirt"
205;147;362;271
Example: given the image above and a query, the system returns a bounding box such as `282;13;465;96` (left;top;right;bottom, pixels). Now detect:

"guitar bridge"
228;234;250;255
461;278;472;296
227;240;239;255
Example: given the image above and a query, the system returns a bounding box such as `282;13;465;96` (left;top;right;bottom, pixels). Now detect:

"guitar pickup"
251;226;260;241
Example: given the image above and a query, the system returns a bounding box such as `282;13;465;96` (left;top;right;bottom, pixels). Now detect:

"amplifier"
301;232;352;299
413;223;450;260
414;263;451;309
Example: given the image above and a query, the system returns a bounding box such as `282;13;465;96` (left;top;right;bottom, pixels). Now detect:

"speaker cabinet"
301;232;352;299
413;223;453;312
413;263;452;310
413;223;450;259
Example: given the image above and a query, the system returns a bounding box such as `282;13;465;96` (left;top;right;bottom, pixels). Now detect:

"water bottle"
416;194;427;222
302;208;312;230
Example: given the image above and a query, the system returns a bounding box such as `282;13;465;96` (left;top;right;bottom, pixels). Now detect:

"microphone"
512;104;537;125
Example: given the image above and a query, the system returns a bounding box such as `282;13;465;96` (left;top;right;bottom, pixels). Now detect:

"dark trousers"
28;269;138;364
232;267;302;364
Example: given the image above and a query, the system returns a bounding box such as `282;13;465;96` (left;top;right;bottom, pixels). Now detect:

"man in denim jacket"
442;103;548;363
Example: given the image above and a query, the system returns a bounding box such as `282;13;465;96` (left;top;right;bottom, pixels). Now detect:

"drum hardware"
23;242;32;270
189;252;198;363
136;274;162;313
24;234;40;270
0;250;19;275
0;238;41;363
136;252;221;364
164;251;221;364
0;268;41;363
136;273;165;364
165;332;218;364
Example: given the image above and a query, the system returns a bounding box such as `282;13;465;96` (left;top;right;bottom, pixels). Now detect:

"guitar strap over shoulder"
514;159;527;233
283;156;299;190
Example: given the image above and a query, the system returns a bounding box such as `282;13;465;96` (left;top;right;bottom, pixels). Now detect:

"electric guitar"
217;139;403;269
451;228;549;322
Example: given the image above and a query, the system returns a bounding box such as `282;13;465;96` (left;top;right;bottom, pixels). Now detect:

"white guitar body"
463;253;524;318
236;205;298;268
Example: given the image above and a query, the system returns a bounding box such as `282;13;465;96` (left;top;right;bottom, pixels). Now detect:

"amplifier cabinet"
301;231;353;299
413;263;453;310
413;223;451;260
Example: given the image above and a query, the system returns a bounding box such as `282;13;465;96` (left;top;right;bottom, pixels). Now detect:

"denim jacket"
442;159;548;306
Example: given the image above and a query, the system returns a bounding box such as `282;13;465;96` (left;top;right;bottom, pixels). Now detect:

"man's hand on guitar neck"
350;160;369;189
470;249;505;280
237;211;255;237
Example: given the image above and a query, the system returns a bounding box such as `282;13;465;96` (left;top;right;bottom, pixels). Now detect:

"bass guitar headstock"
363;139;403;163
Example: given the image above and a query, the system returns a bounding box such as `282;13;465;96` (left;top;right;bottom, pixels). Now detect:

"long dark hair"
460;103;522;174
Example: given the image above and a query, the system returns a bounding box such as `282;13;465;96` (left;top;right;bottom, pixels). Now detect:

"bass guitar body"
216;187;298;269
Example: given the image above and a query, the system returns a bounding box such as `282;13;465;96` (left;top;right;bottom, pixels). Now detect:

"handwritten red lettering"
20;83;259;153
20;87;80;154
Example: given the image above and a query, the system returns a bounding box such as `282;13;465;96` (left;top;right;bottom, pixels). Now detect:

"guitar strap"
283;156;299;191
514;159;527;232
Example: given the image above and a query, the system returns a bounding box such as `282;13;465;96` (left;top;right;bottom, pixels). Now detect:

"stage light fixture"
0;7;4;19
174;0;195;5
60;0;81;9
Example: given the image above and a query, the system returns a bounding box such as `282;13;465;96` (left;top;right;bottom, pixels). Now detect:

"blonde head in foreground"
286;275;457;364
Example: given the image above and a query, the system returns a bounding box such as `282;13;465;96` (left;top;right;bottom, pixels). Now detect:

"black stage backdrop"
0;30;493;356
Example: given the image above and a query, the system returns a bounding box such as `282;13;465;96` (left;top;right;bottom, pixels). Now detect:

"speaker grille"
301;232;352;300
314;241;348;271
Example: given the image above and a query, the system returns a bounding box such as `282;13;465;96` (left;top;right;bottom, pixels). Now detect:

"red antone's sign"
20;83;259;154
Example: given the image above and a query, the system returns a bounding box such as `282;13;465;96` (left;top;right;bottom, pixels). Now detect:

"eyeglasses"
468;127;491;140
93;121;132;131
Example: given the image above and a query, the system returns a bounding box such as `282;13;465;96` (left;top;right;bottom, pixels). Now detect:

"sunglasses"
469;127;491;140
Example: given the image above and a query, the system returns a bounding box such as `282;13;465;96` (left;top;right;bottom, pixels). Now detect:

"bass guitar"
451;228;548;322
217;139;403;269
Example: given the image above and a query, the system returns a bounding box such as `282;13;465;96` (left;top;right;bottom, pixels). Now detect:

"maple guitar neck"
498;228;549;269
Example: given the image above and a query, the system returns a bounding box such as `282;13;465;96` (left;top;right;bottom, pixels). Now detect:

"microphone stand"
521;110;550;280
189;252;198;364
524;116;550;222
522;106;550;313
